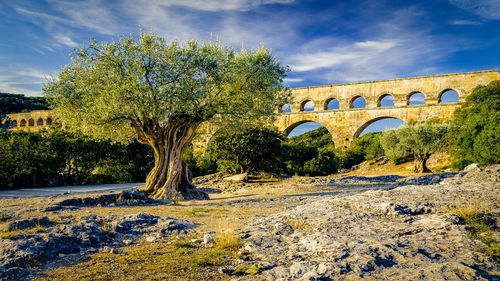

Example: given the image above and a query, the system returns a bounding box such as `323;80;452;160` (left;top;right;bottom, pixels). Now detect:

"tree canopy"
380;123;448;173
44;32;289;199
0;93;49;115
446;80;500;168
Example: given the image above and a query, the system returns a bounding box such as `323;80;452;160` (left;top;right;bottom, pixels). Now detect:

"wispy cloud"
53;34;79;47
449;0;500;20
450;19;482;25
128;0;295;12
0;66;49;96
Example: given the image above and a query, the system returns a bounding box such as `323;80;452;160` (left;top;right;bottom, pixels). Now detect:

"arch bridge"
275;70;500;147
5;110;54;132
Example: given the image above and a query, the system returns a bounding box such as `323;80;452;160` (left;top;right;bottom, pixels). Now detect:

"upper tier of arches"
279;88;461;113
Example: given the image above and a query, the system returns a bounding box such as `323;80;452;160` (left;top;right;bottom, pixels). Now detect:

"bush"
208;127;283;175
447;80;500;168
380;123;448;173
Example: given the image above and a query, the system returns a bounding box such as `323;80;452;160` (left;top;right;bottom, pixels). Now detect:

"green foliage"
208;127;283;174
44;31;289;143
0;93;49;115
350;133;384;161
0;127;153;189
183;144;216;177
447;80;500;169
281;127;381;176
282;127;336;176
380;123;448;172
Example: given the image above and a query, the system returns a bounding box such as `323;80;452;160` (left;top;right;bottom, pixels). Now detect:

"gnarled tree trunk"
413;154;431;173
137;115;209;200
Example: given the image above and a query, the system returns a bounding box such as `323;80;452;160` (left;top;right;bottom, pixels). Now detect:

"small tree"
446;80;500;168
208;127;283;174
44;32;289;199
380;123;448;173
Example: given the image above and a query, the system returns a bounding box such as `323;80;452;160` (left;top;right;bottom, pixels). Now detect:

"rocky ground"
0;165;498;280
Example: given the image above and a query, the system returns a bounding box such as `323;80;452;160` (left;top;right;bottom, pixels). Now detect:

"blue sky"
1;0;499;135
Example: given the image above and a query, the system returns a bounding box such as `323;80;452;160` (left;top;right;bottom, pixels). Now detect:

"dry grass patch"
34;238;238;281
448;193;499;261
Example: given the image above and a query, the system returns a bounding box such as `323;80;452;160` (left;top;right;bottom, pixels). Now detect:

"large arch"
283;119;332;138
20;119;26;127
353;116;407;139
37;118;44;126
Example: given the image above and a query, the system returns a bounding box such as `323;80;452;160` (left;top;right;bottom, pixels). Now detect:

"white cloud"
289;39;399;73
449;0;500;20
129;0;295;12
450;19;482;25
0;66;48;96
283;77;304;83
53;34;79;48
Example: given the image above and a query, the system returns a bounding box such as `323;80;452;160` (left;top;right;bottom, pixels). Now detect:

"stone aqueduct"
6;70;500;148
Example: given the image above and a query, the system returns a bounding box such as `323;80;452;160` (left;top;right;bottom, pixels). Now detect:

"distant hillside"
0;93;49;115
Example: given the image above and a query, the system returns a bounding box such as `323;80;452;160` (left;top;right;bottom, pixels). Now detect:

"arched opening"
46;118;53;125
20;119;26;127
28;119;34;126
300;100;314;112
324;98;339;110
408;92;425;105
354;117;407;138
281;103;292;113
378;94;394;107
284;121;328;138
12;120;17;127
37;118;44;126
439;89;459;103
350;96;366;108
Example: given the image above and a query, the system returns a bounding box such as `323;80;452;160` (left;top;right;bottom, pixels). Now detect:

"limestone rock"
223;173;248;183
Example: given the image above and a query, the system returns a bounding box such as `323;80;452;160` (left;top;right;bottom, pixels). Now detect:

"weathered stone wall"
275;70;500;147
6;110;54;132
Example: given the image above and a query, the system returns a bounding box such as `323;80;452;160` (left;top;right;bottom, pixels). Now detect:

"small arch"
408;92;426;105
300;100;314;112
28;119;35;126
12;120;17;127
46;118;53;125
439;89;459;103
280;103;291;113
37;118;44;126
354;117;407;139
20;119;26;127
378;94;394;107
324;98;339;110
350;96;366;109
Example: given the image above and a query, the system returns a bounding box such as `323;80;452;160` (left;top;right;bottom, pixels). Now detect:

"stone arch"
350;95;366;108
46;118;53;125
407;91;426;105
438;89;459;103
377;94;394;107
300;99;314;111
280;103;292;113
20;119;26;127
283;119;332;138
28;119;35;126
37;118;44;126
324;98;339;110
353;116;407;139
11;120;17;127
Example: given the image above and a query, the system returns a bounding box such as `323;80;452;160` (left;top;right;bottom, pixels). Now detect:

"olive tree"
380;123;448;173
44;32;289;200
